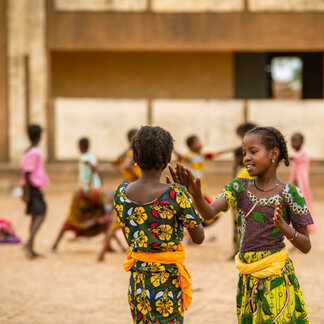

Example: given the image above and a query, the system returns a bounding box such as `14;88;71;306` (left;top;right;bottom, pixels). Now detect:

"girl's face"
242;134;276;176
291;134;302;151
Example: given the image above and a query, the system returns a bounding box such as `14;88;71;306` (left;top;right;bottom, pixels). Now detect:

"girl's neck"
255;170;279;187
139;169;163;183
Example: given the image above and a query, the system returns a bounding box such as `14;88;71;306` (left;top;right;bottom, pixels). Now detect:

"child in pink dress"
20;124;50;258
289;132;316;232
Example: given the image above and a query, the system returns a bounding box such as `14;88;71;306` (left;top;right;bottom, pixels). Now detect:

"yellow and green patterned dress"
219;178;313;324
114;182;202;324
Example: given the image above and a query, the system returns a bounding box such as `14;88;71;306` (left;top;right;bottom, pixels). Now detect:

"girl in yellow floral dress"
114;126;204;324
170;126;313;324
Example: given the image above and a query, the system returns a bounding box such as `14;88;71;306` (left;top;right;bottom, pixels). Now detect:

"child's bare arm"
169;163;228;220
187;224;204;244
84;161;98;172
23;172;31;202
273;200;311;254
121;227;130;246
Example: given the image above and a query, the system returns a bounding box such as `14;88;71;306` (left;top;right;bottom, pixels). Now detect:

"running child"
20;124;49;259
115;126;204;323
52;137;117;252
170;126;313;323
289;132;316;233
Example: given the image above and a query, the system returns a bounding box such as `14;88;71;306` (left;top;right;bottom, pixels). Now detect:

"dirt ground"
0;173;324;324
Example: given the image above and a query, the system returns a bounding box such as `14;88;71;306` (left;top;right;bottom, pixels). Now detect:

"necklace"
254;179;280;192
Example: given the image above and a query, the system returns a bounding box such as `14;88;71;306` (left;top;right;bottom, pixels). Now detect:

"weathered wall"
249;0;324;11
0;0;8;162
248;100;324;160
55;98;147;160
54;98;244;160
53;98;324;161
51;51;234;99
7;0;47;162
152;100;244;157
151;0;244;12
47;2;324;51
55;0;147;11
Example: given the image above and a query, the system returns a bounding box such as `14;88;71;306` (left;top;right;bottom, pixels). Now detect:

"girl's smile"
242;134;273;176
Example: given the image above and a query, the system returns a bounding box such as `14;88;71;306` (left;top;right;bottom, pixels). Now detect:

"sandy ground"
0;176;324;324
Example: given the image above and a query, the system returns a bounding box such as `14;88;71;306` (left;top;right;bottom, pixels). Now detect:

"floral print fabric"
217;178;312;323
237;250;309;324
114;183;202;323
218;178;313;253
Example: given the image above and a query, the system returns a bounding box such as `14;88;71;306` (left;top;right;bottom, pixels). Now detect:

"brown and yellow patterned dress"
219;178;313;324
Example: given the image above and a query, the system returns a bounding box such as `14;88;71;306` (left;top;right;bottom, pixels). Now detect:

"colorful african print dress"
232;167;254;255
114;183;202;324
219;178;313;324
62;188;113;237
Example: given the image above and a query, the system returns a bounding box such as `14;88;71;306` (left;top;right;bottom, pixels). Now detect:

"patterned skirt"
237;250;309;323
62;188;113;237
128;261;184;324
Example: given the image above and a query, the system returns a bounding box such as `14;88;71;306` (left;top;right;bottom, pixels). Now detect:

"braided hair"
132;126;174;170
247;126;290;166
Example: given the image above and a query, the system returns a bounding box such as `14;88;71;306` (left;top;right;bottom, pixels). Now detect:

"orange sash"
123;243;192;310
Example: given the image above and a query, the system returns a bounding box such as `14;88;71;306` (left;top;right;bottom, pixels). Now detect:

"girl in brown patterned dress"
170;126;313;324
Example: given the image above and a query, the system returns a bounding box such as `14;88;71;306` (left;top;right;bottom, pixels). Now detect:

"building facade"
1;0;324;163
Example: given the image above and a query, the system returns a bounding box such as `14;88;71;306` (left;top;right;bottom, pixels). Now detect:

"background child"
175;135;222;180
115;126;204;323
52;137;115;252
289;132;316;233
175;134;228;228
98;129;140;261
170;126;313;323
113;128;141;183
20;124;49;259
78;137;102;189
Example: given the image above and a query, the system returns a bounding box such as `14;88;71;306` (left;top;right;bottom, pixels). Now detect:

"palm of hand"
273;201;283;228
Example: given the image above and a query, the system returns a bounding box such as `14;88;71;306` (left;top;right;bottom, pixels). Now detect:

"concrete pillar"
7;0;47;163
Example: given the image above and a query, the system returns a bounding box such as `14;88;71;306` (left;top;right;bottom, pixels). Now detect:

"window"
271;57;302;99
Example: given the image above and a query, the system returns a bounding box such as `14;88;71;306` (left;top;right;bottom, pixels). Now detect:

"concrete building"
1;0;324;164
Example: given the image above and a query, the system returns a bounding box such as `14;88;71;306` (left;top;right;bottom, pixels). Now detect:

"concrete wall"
53;98;324;161
0;0;8;162
151;0;244;12
47;2;324;51
248;100;324;161
152;100;244;156
55;0;147;11
55;98;147;160
54;0;324;13
7;0;47;162
249;0;324;11
54;98;244;160
51;51;234;99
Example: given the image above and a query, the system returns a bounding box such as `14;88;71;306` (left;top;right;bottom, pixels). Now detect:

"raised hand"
168;163;201;196
273;199;284;229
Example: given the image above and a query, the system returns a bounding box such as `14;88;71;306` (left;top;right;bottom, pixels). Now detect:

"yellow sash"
123;243;192;310
235;247;288;278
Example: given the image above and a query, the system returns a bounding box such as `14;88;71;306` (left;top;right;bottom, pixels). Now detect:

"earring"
272;159;275;163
